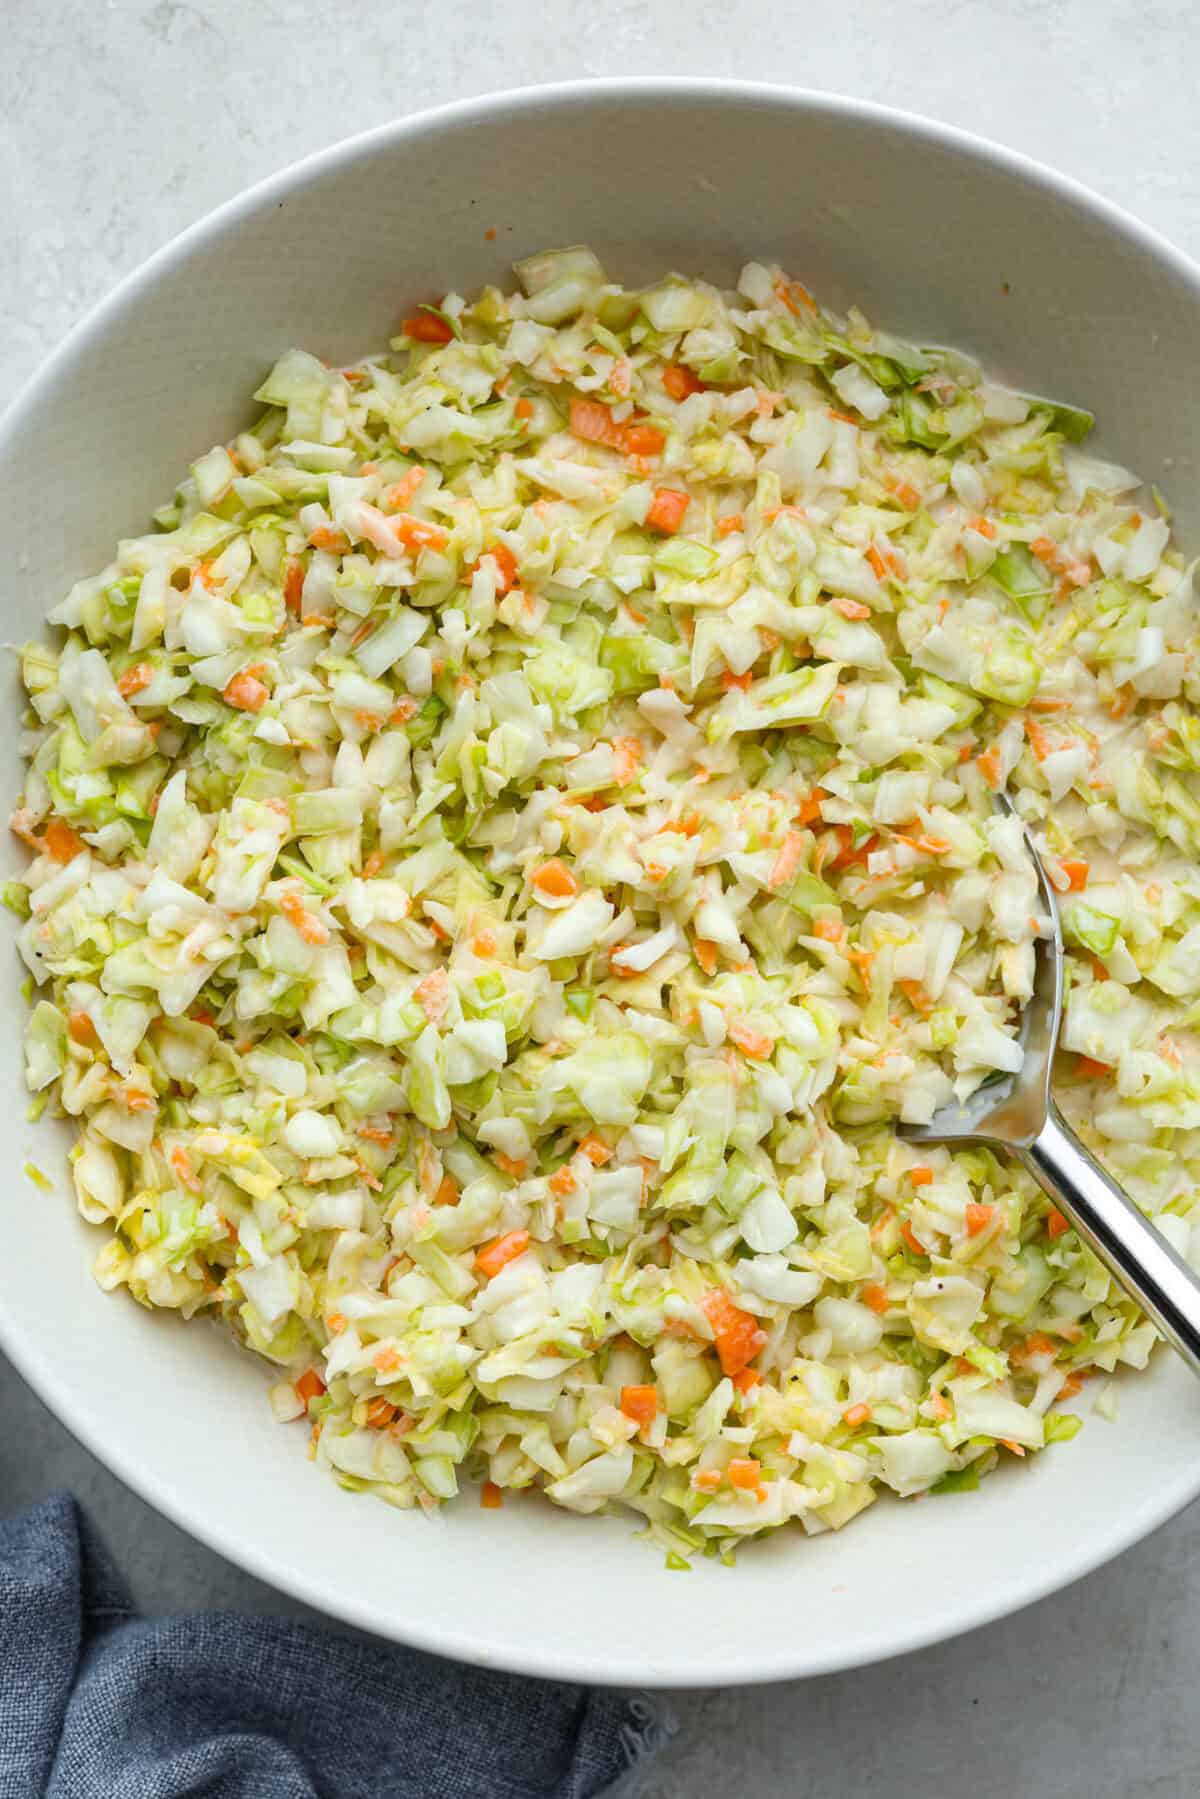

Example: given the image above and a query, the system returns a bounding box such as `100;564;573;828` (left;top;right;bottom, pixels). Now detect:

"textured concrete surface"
5;2;1200;1793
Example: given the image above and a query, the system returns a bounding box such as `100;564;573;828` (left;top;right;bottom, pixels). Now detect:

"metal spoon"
899;792;1200;1378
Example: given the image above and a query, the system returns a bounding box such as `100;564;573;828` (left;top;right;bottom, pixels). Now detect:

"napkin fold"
0;1494;671;1798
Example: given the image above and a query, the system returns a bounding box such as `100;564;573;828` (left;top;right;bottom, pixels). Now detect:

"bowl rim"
4;76;1200;1687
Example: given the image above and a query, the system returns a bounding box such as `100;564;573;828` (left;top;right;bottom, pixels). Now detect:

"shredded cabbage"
14;249;1200;1561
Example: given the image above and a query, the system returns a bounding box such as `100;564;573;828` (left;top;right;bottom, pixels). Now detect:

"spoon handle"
1019;1101;1200;1379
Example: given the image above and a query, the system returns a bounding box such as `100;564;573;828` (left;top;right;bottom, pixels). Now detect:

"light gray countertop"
5;3;1200;1793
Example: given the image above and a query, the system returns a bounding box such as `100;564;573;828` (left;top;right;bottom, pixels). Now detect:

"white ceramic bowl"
4;80;1200;1689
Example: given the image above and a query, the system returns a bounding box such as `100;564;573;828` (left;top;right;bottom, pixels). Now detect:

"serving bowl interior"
3;80;1200;1688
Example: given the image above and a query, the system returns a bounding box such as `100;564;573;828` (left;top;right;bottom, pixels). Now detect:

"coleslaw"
12;248;1200;1562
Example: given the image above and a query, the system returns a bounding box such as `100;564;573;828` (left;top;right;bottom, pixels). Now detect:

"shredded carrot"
969;515;997;539
413;967;450;1022
530;858;579;899
475;1229;530;1279
385;466;426;509
901;1220;928;1258
579;1133;612;1166
44;819;86;864
279;891;329;945
294;1369;326;1406
846;946;876;993
692;1467;723;1494
795;790;825;828
67;1010;97;1047
732;1367;761;1394
812;916;844;943
909;1167;934;1189
223;671;268;713
473;541;519;595
620;1385;659;1427
887;477;921;511
727;1457;763;1490
775;276;815;315
646;488;690;535
701;1289;767;1377
117;662;153;698
1059;859;1089;891
625;423;666;458
828;408;859;426
362;850;385;879
866;544;890;582
716;512;744;537
693;937;719;977
514;396;533;422
966;1202;995;1237
898;832;951;858
549;1164;577;1198
569;396;627;451
1011;1334;1057;1369
842;1403;872;1428
430;1175;458;1208
663;363;704;401
832;595;872;620
1046;1208;1071;1241
861;1282;889;1315
402;310;454;343
898;979;934;1017
480;1479;504;1509
393;513;449;554
473;928;496;957
721;669;754;692
365;1396;397;1430
829;826;881;872
357;1125;393;1147
307;525;350;554
373;1346;401;1374
976;744;1004;790
494;1151;528;1180
1076;1054;1111;1080
612;736;644;786
1025;718;1055;761
117;1087;155;1114
768;831;804;889
170;1147;200;1193
728;1022;775;1060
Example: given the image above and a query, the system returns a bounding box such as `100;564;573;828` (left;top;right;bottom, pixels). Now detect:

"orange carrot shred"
403;310;454;343
646;488;690;535
701;1290;766;1377
294;1369;326;1406
620;1385;659;1427
475;1229;530;1279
